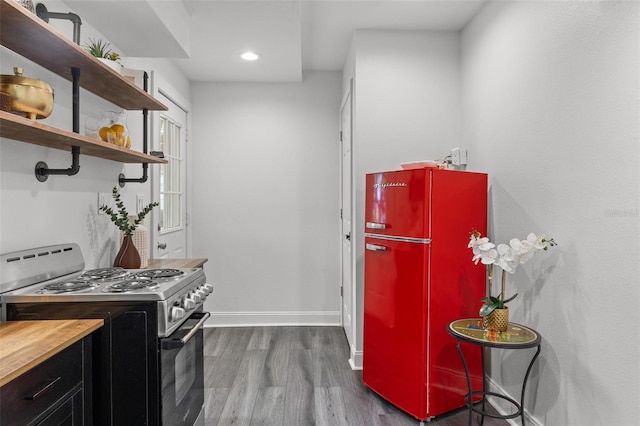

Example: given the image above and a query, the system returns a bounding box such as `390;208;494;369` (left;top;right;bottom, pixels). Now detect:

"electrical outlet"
136;194;145;214
451;147;460;165
459;148;467;165
98;192;110;215
451;147;468;166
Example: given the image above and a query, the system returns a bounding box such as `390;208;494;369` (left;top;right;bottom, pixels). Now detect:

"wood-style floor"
203;326;508;426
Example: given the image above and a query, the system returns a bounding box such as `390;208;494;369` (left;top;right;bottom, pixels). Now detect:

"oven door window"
175;337;196;404
160;312;208;426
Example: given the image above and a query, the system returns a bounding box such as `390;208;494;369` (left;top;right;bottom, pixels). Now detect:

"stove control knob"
202;284;214;294
190;292;202;304
170;306;185;322
182;297;196;310
194;289;205;299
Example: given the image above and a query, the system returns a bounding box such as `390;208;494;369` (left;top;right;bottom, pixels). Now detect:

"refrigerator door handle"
366;243;387;252
366;222;387;230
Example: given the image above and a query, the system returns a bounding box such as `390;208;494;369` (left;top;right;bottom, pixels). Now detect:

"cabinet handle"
24;376;62;400
366;222;387;230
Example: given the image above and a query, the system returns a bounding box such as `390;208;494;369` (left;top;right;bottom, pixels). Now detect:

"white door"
340;83;354;352
152;90;188;259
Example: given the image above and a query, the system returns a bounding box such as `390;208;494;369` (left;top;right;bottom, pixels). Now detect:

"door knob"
157;242;167;250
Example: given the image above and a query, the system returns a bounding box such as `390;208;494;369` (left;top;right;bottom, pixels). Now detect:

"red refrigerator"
363;167;487;421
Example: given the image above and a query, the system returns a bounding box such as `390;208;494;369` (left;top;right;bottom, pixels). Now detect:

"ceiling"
63;0;487;83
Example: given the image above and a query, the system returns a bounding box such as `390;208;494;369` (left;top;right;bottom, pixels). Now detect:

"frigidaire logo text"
373;182;407;189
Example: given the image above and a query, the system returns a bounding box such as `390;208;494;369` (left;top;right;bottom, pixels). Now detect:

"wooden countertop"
147;258;208;269
0;319;103;387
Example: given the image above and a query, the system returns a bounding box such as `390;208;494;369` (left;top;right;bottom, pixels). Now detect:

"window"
159;116;182;232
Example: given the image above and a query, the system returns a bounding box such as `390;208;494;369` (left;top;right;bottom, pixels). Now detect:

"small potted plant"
468;230;557;331
84;38;122;73
100;187;158;269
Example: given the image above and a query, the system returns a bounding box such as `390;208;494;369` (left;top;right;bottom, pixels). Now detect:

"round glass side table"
447;318;542;426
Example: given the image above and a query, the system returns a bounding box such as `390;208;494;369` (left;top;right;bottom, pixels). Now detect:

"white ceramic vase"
97;58;122;74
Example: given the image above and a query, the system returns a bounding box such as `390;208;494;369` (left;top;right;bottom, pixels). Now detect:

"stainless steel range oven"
0;243;213;426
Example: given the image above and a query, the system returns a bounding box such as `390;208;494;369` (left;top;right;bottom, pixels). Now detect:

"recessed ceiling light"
240;51;260;61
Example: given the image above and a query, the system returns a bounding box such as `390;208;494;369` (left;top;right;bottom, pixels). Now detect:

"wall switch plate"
136;194;145;214
98;192;111;215
451;147;468;165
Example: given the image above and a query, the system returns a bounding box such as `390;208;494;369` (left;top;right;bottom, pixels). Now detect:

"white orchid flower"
480;248;498;265
531;233;547;250
472;245;497;264
468;235;491;249
509;238;521;252
468;230;557;315
468;230;556;273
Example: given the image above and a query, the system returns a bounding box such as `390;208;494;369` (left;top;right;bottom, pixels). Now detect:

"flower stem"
488;264;493;298
501;269;507;302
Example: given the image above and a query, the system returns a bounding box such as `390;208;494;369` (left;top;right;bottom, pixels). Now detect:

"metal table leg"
455;339;541;426
455;339;474;426
519;344;541;425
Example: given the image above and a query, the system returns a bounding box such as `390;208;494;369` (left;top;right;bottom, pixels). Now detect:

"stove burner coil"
42;280;97;292
134;269;185;280
79;267;131;281
104;278;158;293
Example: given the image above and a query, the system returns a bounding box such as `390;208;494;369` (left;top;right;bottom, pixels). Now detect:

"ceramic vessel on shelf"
0;67;54;120
98;58;123;74
0;91;12;112
114;235;141;269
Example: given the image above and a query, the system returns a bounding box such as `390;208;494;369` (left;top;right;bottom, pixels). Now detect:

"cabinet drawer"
1;340;83;426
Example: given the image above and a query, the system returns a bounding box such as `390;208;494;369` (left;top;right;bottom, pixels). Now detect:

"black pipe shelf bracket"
35;66;82;182
33;4;83;182
28;6;162;185
35;3;82;45
119;71;164;187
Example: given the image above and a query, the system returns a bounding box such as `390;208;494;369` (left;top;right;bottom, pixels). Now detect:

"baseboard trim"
204;310;341;327
485;377;543;426
349;347;363;370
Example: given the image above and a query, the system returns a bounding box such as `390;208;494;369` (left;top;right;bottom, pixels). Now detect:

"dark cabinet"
0;337;92;426
35;389;83;426
8;303;160;426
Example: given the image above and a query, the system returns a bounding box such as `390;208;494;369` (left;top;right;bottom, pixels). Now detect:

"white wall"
0;2;190;268
461;1;639;425
348;30;462;366
190;72;343;326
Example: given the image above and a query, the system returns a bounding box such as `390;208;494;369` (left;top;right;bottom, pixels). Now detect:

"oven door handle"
161;311;210;350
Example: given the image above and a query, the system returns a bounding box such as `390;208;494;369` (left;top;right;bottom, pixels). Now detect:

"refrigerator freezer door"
365;170;430;239
363;236;430;419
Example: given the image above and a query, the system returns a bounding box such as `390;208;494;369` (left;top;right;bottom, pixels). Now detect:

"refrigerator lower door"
363;236;429;420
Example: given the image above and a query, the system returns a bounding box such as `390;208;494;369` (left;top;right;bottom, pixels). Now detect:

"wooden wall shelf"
0;111;166;164
0;0;170;177
0;0;167;112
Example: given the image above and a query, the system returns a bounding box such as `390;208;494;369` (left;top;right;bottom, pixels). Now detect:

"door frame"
149;71;192;259
339;79;356;366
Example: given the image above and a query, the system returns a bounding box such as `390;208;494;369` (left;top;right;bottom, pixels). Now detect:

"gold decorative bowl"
0;67;54;120
0;91;11;112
